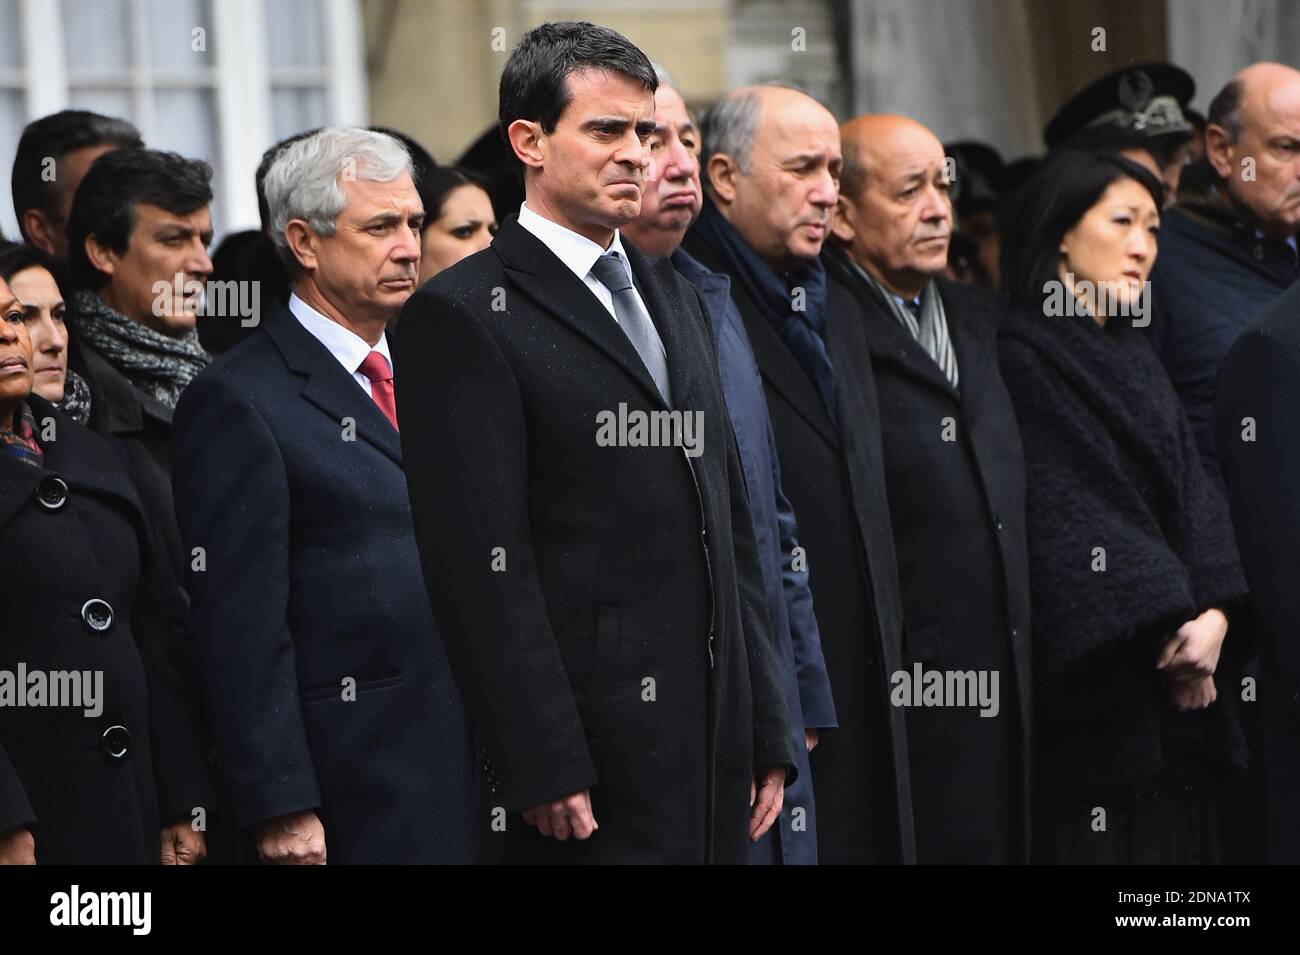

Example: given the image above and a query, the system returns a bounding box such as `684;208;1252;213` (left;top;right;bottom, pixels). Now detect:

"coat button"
35;475;69;511
995;518;1004;532
100;725;132;762
1253;244;1266;261
81;598;114;633
1010;627;1019;640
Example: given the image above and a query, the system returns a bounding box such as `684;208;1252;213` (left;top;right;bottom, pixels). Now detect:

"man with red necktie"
172;127;477;864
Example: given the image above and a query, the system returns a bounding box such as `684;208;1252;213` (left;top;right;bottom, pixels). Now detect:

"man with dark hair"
395;20;795;864
681;85;917;864
66;148;214;585
1149;61;1300;491
11;110;142;259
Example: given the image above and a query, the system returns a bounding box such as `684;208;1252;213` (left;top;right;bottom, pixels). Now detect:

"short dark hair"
66;149;214;291
1208;79;1245;142
497;20;657;167
416;164;492;230
11;110;143;240
1000;149;1164;307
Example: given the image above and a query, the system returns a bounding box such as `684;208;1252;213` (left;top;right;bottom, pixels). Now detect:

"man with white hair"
171;127;478;864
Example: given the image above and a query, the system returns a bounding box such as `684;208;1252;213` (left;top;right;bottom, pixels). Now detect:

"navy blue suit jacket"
172;299;477;863
673;247;837;865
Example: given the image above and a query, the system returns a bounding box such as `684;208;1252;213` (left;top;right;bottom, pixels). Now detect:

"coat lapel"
493;216;669;410
263;301;403;466
680;234;839;448
625;241;705;410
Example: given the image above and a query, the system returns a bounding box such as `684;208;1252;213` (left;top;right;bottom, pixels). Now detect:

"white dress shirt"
517;201;655;327
289;293;392;396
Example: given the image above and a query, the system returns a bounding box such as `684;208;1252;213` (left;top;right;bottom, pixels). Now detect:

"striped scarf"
850;260;960;391
1;402;44;467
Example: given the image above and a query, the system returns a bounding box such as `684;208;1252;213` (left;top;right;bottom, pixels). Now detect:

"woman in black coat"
997;151;1249;864
0;278;210;864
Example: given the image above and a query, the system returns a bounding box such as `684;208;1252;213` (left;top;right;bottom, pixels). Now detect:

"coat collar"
82;343;174;435
680;232;839;448
828;250;1000;410
0;393;143;532
262;299;402;465
493;214;678;410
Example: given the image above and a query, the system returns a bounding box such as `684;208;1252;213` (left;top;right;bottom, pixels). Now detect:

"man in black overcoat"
393;21;794;864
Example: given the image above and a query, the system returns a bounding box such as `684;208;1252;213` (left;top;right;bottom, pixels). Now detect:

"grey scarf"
75;291;211;409
56;369;92;425
850;260;960;391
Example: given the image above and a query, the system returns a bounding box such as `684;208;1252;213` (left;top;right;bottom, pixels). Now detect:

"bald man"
1211;63;1300;866
1150;62;1300;492
682;85;917;864
824;115;1031;863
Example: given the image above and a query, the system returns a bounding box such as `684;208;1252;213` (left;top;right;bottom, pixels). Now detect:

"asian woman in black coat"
0;277;211;864
997;151;1249;864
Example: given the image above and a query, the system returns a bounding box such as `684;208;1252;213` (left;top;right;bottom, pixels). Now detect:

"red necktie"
358;351;398;431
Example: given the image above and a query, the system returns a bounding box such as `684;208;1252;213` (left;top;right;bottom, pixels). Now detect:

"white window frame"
12;0;366;237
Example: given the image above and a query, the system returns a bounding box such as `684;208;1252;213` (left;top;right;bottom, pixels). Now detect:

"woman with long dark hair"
998;149;1249;863
415;165;497;285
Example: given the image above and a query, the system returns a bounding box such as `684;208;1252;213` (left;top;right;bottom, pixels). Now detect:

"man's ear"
1204;123;1236;182
706;153;740;206
83;234;119;279
830;195;856;245
21;210;59;256
507;119;546;170
284;220;319;274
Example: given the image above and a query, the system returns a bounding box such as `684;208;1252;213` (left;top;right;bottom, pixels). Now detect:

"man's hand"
804;729;819;752
160;821;207;865
0;827;35;865
1169;673;1218;712
749;766;786;841
521;789;597;841
255;810;326;864
1157;608;1228;680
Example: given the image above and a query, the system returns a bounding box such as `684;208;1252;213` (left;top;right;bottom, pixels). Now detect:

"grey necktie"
590;251;672;405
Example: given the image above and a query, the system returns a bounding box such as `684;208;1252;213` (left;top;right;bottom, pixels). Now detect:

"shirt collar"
517;201;630;284
288;292;391;375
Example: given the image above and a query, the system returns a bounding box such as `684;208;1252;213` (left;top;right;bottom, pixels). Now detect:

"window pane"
68;87;134;122
0;91;26;240
147;0;213;70
152;88;222;232
271;87;327;142
63;0;130;74
264;0;324;68
152;88;217;162
0;0;22;68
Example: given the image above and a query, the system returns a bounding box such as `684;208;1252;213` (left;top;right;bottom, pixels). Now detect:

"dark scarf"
998;307;1248;797
56;369;92;425
690;199;837;421
0;401;44;467
76;291;210;410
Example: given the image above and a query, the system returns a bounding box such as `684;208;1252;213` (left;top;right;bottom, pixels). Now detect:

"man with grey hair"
172;126;477;864
681;84;917;864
